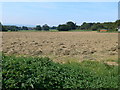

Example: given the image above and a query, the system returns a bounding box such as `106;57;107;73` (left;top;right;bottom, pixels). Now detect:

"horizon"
2;20;117;27
1;2;118;26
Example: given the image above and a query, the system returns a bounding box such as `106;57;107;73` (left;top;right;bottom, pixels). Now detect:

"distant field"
15;29;119;33
2;31;118;65
16;29;94;32
17;30;38;32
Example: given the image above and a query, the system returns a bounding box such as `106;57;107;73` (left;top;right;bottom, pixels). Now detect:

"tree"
91;23;104;31
51;26;57;29
2;26;8;32
10;26;19;31
0;22;2;31
36;25;42;31
66;21;76;30
115;20;120;28
42;24;49;31
22;26;28;30
75;25;80;29
57;24;71;31
80;22;93;30
91;24;98;31
18;27;22;30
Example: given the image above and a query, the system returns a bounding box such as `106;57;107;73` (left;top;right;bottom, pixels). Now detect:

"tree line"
0;23;50;32
0;20;120;32
79;20;120;31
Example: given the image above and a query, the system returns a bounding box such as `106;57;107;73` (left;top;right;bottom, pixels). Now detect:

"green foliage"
66;21;76;30
57;24;71;31
115;20;120;27
2;26;8;32
0;22;2;31
79;20;120;32
90;24;103;31
57;21;76;31
2;25;21;32
22;26;28;30
2;55;118;89
80;22;94;30
35;25;42;31
42;24;49;31
50;26;57;29
1;20;119;32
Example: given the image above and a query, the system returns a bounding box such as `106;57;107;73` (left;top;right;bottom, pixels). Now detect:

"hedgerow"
2;54;118;89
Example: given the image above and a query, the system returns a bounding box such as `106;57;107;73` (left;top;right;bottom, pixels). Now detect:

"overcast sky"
1;2;118;26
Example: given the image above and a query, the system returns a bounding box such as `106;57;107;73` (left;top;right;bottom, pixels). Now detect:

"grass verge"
2;54;118;89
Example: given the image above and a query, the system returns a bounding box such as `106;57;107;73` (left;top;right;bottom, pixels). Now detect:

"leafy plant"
2;54;118;89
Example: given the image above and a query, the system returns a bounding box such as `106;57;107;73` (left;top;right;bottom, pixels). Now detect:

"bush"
57;24;71;31
2;55;118;89
42;24;49;31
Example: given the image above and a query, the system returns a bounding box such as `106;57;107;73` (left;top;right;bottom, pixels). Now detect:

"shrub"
57;24;71;31
2;55;118;89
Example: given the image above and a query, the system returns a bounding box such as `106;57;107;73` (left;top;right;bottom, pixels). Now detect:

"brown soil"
2;31;118;63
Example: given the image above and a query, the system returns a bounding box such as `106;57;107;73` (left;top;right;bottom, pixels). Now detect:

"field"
2;31;118;64
1;31;119;89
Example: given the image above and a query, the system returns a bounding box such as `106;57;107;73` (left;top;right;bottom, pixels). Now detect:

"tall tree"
66;21;76;30
57;24;71;31
22;26;28;30
80;22;93;30
42;24;49;31
0;22;2;31
115;20;120;28
91;23;104;31
36;25;42;31
2;26;8;32
51;26;57;29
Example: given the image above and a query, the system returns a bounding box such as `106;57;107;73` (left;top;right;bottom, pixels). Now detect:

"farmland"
1;31;119;89
2;31;118;64
1;2;119;89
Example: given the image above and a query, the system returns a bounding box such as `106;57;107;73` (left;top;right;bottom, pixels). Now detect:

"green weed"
2;54;118;89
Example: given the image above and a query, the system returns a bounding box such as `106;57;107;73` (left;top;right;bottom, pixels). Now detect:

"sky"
0;0;119;2
1;2;118;27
